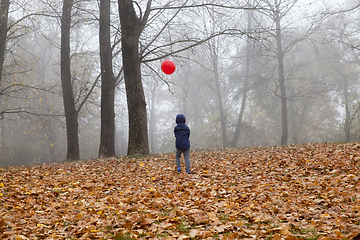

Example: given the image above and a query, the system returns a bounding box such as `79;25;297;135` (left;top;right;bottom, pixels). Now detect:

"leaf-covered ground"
1;142;360;240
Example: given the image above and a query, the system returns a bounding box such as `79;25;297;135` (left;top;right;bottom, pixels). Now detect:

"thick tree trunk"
118;0;149;155
0;0;10;161
0;0;10;87
60;0;80;160
275;6;288;146
99;0;116;157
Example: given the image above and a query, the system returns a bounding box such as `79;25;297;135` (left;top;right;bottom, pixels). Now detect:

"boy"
174;114;191;174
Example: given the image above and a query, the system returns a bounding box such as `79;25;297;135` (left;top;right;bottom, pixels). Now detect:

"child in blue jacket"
174;114;191;174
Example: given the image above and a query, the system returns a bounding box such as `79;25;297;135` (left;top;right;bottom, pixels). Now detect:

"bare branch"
140;0;189;57
141;0;153;32
142;29;246;63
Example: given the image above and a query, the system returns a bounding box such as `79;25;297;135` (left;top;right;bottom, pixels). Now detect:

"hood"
176;114;186;124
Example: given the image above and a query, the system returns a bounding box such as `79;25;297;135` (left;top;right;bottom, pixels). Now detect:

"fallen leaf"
0;143;359;239
208;212;219;222
198;231;212;238
15;236;29;240
189;229;199;238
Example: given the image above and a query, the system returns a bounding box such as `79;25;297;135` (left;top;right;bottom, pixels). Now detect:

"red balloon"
161;59;176;75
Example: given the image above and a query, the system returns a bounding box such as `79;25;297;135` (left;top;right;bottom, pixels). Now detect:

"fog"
0;0;359;166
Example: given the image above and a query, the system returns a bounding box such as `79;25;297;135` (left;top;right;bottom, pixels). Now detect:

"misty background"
0;0;359;166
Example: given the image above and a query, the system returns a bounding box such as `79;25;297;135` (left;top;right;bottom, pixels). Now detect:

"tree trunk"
212;52;228;148
99;0;116;157
275;4;288;146
118;0;149;156
0;0;9;87
230;3;252;148
231;62;250;148
0;0;10;162
60;0;80;160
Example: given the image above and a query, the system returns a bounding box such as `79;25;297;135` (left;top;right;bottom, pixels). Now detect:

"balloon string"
171;75;181;112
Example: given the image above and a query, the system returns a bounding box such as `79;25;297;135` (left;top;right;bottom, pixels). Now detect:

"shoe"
177;167;181;172
186;170;191;174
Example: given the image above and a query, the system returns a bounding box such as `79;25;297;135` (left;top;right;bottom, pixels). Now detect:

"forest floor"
1;142;360;240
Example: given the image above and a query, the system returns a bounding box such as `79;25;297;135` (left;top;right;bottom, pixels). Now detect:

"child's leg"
175;149;182;169
183;149;191;172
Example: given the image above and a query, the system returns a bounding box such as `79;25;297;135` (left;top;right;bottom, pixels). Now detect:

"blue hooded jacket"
174;114;190;150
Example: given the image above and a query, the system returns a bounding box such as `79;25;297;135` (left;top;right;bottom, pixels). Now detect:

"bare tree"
210;41;228;148
274;1;288;145
0;0;10;162
254;0;320;145
116;0;251;155
230;0;253;148
0;0;9;87
118;0;151;155
99;0;116;157
60;0;80;160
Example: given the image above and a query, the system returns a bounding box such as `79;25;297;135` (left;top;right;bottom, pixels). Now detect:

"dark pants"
175;149;190;171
